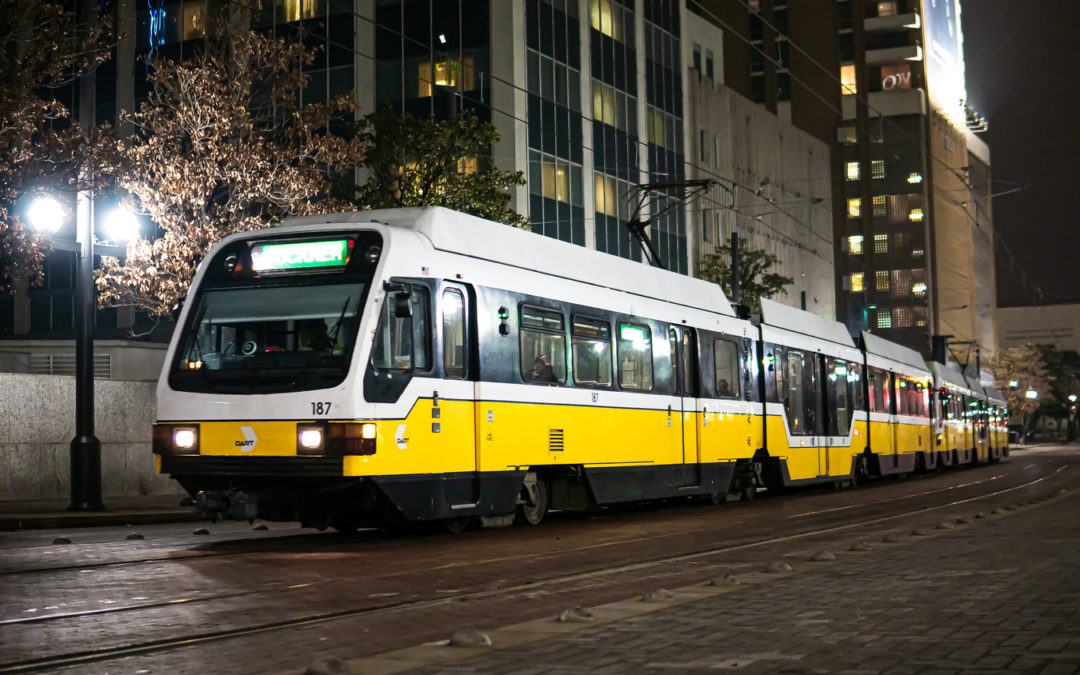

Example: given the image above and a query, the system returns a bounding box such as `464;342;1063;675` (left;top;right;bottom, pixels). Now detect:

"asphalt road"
0;445;1075;674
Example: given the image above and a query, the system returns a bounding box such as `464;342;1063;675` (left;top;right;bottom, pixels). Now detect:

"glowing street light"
1008;380;1019;389
1069;394;1078;403
1025;390;1038;400
27;195;66;235
104;207;141;243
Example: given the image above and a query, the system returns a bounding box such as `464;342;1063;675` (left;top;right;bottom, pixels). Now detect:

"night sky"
962;1;1080;308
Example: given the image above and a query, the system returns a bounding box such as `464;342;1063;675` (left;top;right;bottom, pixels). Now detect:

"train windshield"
168;281;369;394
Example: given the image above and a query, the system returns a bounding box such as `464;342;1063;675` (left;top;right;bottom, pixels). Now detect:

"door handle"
667;405;672;416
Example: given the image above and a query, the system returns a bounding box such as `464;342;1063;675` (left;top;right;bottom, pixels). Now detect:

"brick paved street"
352;486;1080;674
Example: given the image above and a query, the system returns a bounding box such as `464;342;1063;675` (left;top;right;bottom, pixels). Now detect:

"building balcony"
865;44;922;66
864;12;921;33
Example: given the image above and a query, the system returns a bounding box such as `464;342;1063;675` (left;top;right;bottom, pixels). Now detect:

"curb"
0;509;200;532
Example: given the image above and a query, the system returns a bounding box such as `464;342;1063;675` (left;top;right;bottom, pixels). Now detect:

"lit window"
847;198;861;218
418;57;476;97
877;1;897;16
846;162;860;181
281;0;320;22
877;309;892;329
893;306;912;328
909;208;924;222
840;64;857;95
595;173;617;216
183;2;205;40
876;270;889;292
841;126;857;144
912;282;927;295
872;160;885;180
543;159;570;204
457;157;478;174
914;306;928;327
849;273;864;293
873;195;886;217
590;0;623;41
912;248;925;258
848;235;863;255
890;268;911;297
907;172;923;184
647;108;668;148
875;234;888;254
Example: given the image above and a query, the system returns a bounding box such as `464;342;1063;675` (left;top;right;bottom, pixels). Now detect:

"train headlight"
297;424;326;455
299;428;323;449
153;424;200;455
361;423;377;439
325;423;377;456
174;428;197;449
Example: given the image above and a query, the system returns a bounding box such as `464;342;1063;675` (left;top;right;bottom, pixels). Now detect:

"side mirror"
393;291;412;319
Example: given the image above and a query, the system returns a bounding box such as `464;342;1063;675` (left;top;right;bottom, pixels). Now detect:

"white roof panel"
282;207;736;316
861;331;930;375
760;298;856;349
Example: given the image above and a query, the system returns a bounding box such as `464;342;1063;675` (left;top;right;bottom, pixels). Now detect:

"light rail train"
152;207;1008;531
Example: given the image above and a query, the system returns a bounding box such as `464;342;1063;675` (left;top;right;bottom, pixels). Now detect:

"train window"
849;362;865;410
826;358;851;435
617;323;653;391
783;349;819;435
442;289;466;379
768;347;785;403
371;286;430;371
572;315;613;387
868;367;887;413
714;339;740;398
520;305;567;384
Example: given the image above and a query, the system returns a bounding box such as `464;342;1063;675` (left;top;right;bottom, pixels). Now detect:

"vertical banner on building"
923;0;967;126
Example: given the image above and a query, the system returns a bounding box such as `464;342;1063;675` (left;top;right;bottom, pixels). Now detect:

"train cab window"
571;315;613;387
371;286;430;371
617;323;653;391
441;289;466;379
520;305;567;384
713;339;740;398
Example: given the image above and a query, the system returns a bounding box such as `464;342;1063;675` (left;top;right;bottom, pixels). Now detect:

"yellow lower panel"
200;421;299;456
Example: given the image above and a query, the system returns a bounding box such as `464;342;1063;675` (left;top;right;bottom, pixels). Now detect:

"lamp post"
27;195;137;511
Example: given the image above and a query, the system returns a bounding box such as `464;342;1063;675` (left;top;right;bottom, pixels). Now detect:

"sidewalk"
0;494;197;531
348;487;1080;674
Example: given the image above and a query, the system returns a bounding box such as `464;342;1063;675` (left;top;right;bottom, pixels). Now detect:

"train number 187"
310;401;331;415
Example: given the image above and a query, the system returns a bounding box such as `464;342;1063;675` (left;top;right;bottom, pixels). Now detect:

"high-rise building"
834;0;994;357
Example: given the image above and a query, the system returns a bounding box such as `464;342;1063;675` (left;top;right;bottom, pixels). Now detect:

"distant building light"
912;282;927;295
1025;390;1038;400
907;172;923;184
1008;380;1019;389
909;208;924;222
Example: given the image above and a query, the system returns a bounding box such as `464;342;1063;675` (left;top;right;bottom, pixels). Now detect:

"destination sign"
250;239;351;273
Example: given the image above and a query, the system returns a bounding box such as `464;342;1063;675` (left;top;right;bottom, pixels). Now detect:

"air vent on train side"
548;428;565;452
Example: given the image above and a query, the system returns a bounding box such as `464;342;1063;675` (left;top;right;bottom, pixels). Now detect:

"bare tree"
988;345;1051;425
96;14;365;317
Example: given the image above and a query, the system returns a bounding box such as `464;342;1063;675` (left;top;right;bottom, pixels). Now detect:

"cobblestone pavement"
353;487;1080;674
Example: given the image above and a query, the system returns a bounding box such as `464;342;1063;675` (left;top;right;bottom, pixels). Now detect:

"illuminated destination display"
250;239;351;272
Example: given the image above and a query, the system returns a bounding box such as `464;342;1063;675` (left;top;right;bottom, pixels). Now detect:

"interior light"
173;428;197;449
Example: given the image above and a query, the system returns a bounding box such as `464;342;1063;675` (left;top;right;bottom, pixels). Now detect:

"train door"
669;326;701;487
438;283;478;506
890;373;902;467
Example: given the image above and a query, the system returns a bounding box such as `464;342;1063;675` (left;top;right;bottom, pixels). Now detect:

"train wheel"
442;517;470;534
515;475;548;526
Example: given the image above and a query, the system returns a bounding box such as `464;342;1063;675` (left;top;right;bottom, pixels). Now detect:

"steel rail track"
0;461;1069;674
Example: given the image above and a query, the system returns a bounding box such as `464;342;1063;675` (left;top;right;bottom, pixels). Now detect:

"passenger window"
849;362;865;410
520;305;566;384
826;358;851;435
371;286;430;371
617;323;653;391
572;315;613;387
713;339;740;398
442;289;466;379
783;349;818;435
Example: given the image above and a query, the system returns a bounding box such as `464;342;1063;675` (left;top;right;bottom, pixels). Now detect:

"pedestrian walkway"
346;488;1080;674
0;494;195;531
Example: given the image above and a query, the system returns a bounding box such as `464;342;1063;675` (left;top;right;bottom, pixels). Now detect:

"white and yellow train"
152;207;1008;530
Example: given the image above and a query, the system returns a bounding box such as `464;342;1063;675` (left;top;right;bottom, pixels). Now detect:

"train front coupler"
195;489;258;523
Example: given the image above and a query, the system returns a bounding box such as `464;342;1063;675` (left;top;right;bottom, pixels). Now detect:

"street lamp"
26;194;138;512
1025;390;1038;400
1070;394;1078;403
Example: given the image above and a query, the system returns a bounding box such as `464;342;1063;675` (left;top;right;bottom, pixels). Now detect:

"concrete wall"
687;76;837;318
0;373;181;501
998;304;1080;353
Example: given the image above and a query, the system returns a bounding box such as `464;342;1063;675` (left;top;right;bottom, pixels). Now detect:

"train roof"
984;386;1007;406
280;207;737;317
861;331;930;378
928;361;971;393
759;298;861;360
